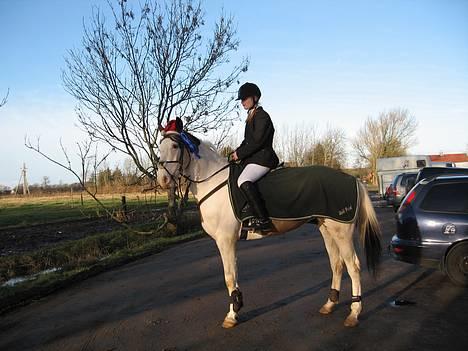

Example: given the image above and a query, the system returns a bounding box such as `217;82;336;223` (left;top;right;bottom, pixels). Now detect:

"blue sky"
1;0;467;186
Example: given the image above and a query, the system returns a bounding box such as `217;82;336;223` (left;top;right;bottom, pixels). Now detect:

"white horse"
157;130;382;328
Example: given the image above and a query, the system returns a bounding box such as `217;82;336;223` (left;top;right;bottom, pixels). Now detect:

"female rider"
231;82;279;232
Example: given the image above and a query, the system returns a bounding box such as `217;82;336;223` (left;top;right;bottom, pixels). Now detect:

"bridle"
158;134;230;206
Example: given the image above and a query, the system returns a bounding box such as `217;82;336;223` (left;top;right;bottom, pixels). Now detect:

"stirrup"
249;217;273;232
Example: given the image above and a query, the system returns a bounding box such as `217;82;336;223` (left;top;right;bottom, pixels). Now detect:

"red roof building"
429;153;468;163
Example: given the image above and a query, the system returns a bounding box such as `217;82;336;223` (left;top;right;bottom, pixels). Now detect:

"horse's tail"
356;181;382;277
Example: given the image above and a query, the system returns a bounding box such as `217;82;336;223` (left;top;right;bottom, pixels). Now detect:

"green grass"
0;216;199;281
0;229;205;314
0;192;205;314
0;193;170;228
0;210;205;314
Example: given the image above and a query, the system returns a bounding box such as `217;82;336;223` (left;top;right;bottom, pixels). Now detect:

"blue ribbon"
180;132;201;159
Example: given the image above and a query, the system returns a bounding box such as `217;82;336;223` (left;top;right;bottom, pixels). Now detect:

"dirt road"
1;207;467;350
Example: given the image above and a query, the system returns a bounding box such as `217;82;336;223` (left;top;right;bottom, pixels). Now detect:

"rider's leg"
237;164;272;231
239;181;273;231
237;164;271;188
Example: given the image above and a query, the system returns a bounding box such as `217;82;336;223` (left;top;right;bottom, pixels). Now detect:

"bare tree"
26;137;110;198
60;0;247;224
353;108;418;184
0;89;9;108
275;123;317;166
25;137;166;233
320;125;347;168
41;176;51;189
63;0;247;178
303;125;347;168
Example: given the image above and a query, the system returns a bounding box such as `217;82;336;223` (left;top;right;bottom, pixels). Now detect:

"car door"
417;181;468;244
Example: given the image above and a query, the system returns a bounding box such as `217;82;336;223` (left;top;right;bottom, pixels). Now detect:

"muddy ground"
0;207;199;256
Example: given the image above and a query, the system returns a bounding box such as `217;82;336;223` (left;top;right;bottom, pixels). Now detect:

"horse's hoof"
344;316;359;327
319;305;333;314
319;302;335;315
222;317;238;329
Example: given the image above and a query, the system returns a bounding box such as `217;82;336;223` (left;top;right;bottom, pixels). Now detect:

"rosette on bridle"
160;117;201;159
180;131;201;159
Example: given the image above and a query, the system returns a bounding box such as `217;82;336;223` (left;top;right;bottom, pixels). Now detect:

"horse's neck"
187;142;229;200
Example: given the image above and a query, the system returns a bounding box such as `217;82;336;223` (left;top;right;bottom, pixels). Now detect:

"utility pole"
15;163;30;195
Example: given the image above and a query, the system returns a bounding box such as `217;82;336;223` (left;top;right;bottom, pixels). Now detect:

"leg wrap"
351;295;362;303
329;289;340;303
231;288;244;313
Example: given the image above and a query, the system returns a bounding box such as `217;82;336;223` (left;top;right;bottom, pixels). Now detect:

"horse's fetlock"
329;288;340;303
231;288;243;313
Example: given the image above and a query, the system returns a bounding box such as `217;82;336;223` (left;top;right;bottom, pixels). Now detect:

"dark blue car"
391;175;468;286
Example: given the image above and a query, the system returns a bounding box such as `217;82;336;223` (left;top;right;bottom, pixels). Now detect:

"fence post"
121;195;128;217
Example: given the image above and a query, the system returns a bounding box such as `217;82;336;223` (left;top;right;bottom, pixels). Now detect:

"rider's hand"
231;151;239;161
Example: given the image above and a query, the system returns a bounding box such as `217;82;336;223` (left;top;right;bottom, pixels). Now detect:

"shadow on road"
359;267;434;320
238;263;429;326
239;278;331;323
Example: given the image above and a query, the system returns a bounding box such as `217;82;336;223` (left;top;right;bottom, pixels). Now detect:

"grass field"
0;192;169;228
0;192;204;314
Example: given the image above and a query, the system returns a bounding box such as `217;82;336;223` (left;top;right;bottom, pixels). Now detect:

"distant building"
376;152;468;196
429;153;468;168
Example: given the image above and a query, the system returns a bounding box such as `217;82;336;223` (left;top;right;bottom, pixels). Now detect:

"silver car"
387;172;418;210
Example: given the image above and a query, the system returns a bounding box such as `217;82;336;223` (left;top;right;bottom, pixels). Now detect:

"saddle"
228;164;359;233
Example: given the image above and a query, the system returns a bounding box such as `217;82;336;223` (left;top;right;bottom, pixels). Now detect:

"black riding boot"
239;181;273;232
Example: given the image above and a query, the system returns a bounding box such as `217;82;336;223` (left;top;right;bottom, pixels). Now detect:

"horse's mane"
162;131;226;164
198;139;226;164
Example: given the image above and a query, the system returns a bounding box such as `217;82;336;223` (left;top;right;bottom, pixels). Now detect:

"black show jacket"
236;107;279;169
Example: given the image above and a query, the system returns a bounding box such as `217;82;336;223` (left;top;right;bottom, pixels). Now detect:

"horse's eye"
172;144;178;149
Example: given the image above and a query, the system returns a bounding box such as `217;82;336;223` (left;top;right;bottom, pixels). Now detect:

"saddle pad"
228;164;358;223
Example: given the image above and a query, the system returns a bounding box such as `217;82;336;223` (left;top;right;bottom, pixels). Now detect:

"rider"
231;82;279;232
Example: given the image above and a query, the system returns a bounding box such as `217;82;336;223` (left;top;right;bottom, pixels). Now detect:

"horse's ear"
175;117;183;133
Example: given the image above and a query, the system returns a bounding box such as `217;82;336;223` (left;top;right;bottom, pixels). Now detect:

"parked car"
386;172;418;210
391;175;468;286
412;166;468;185
383;185;392;200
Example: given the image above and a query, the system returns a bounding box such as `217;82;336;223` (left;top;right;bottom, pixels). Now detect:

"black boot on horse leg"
239;181;273;232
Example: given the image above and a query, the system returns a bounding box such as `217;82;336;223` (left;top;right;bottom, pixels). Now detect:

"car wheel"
445;242;468;287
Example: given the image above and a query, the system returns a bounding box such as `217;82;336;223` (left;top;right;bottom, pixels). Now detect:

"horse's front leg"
215;235;242;328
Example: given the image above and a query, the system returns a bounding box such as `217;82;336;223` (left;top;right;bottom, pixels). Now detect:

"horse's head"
157;131;184;189
157;118;201;189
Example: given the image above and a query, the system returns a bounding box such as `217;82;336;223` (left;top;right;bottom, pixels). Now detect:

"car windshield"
401;174;416;185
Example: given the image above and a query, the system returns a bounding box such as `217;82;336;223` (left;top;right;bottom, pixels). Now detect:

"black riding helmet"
237;82;261;101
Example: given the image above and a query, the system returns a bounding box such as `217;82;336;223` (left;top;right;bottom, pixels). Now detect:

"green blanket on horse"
228;164;359;223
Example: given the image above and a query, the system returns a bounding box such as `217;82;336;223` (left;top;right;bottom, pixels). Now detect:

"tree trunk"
166;184;178;235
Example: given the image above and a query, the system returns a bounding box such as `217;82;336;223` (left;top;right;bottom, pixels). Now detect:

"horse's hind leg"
333;222;362;327
215;234;241;328
319;222;344;315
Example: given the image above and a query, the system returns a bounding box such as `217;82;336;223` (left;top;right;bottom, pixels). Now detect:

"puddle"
2;268;61;287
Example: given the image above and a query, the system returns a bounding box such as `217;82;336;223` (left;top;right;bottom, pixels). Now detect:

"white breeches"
237;164;270;187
